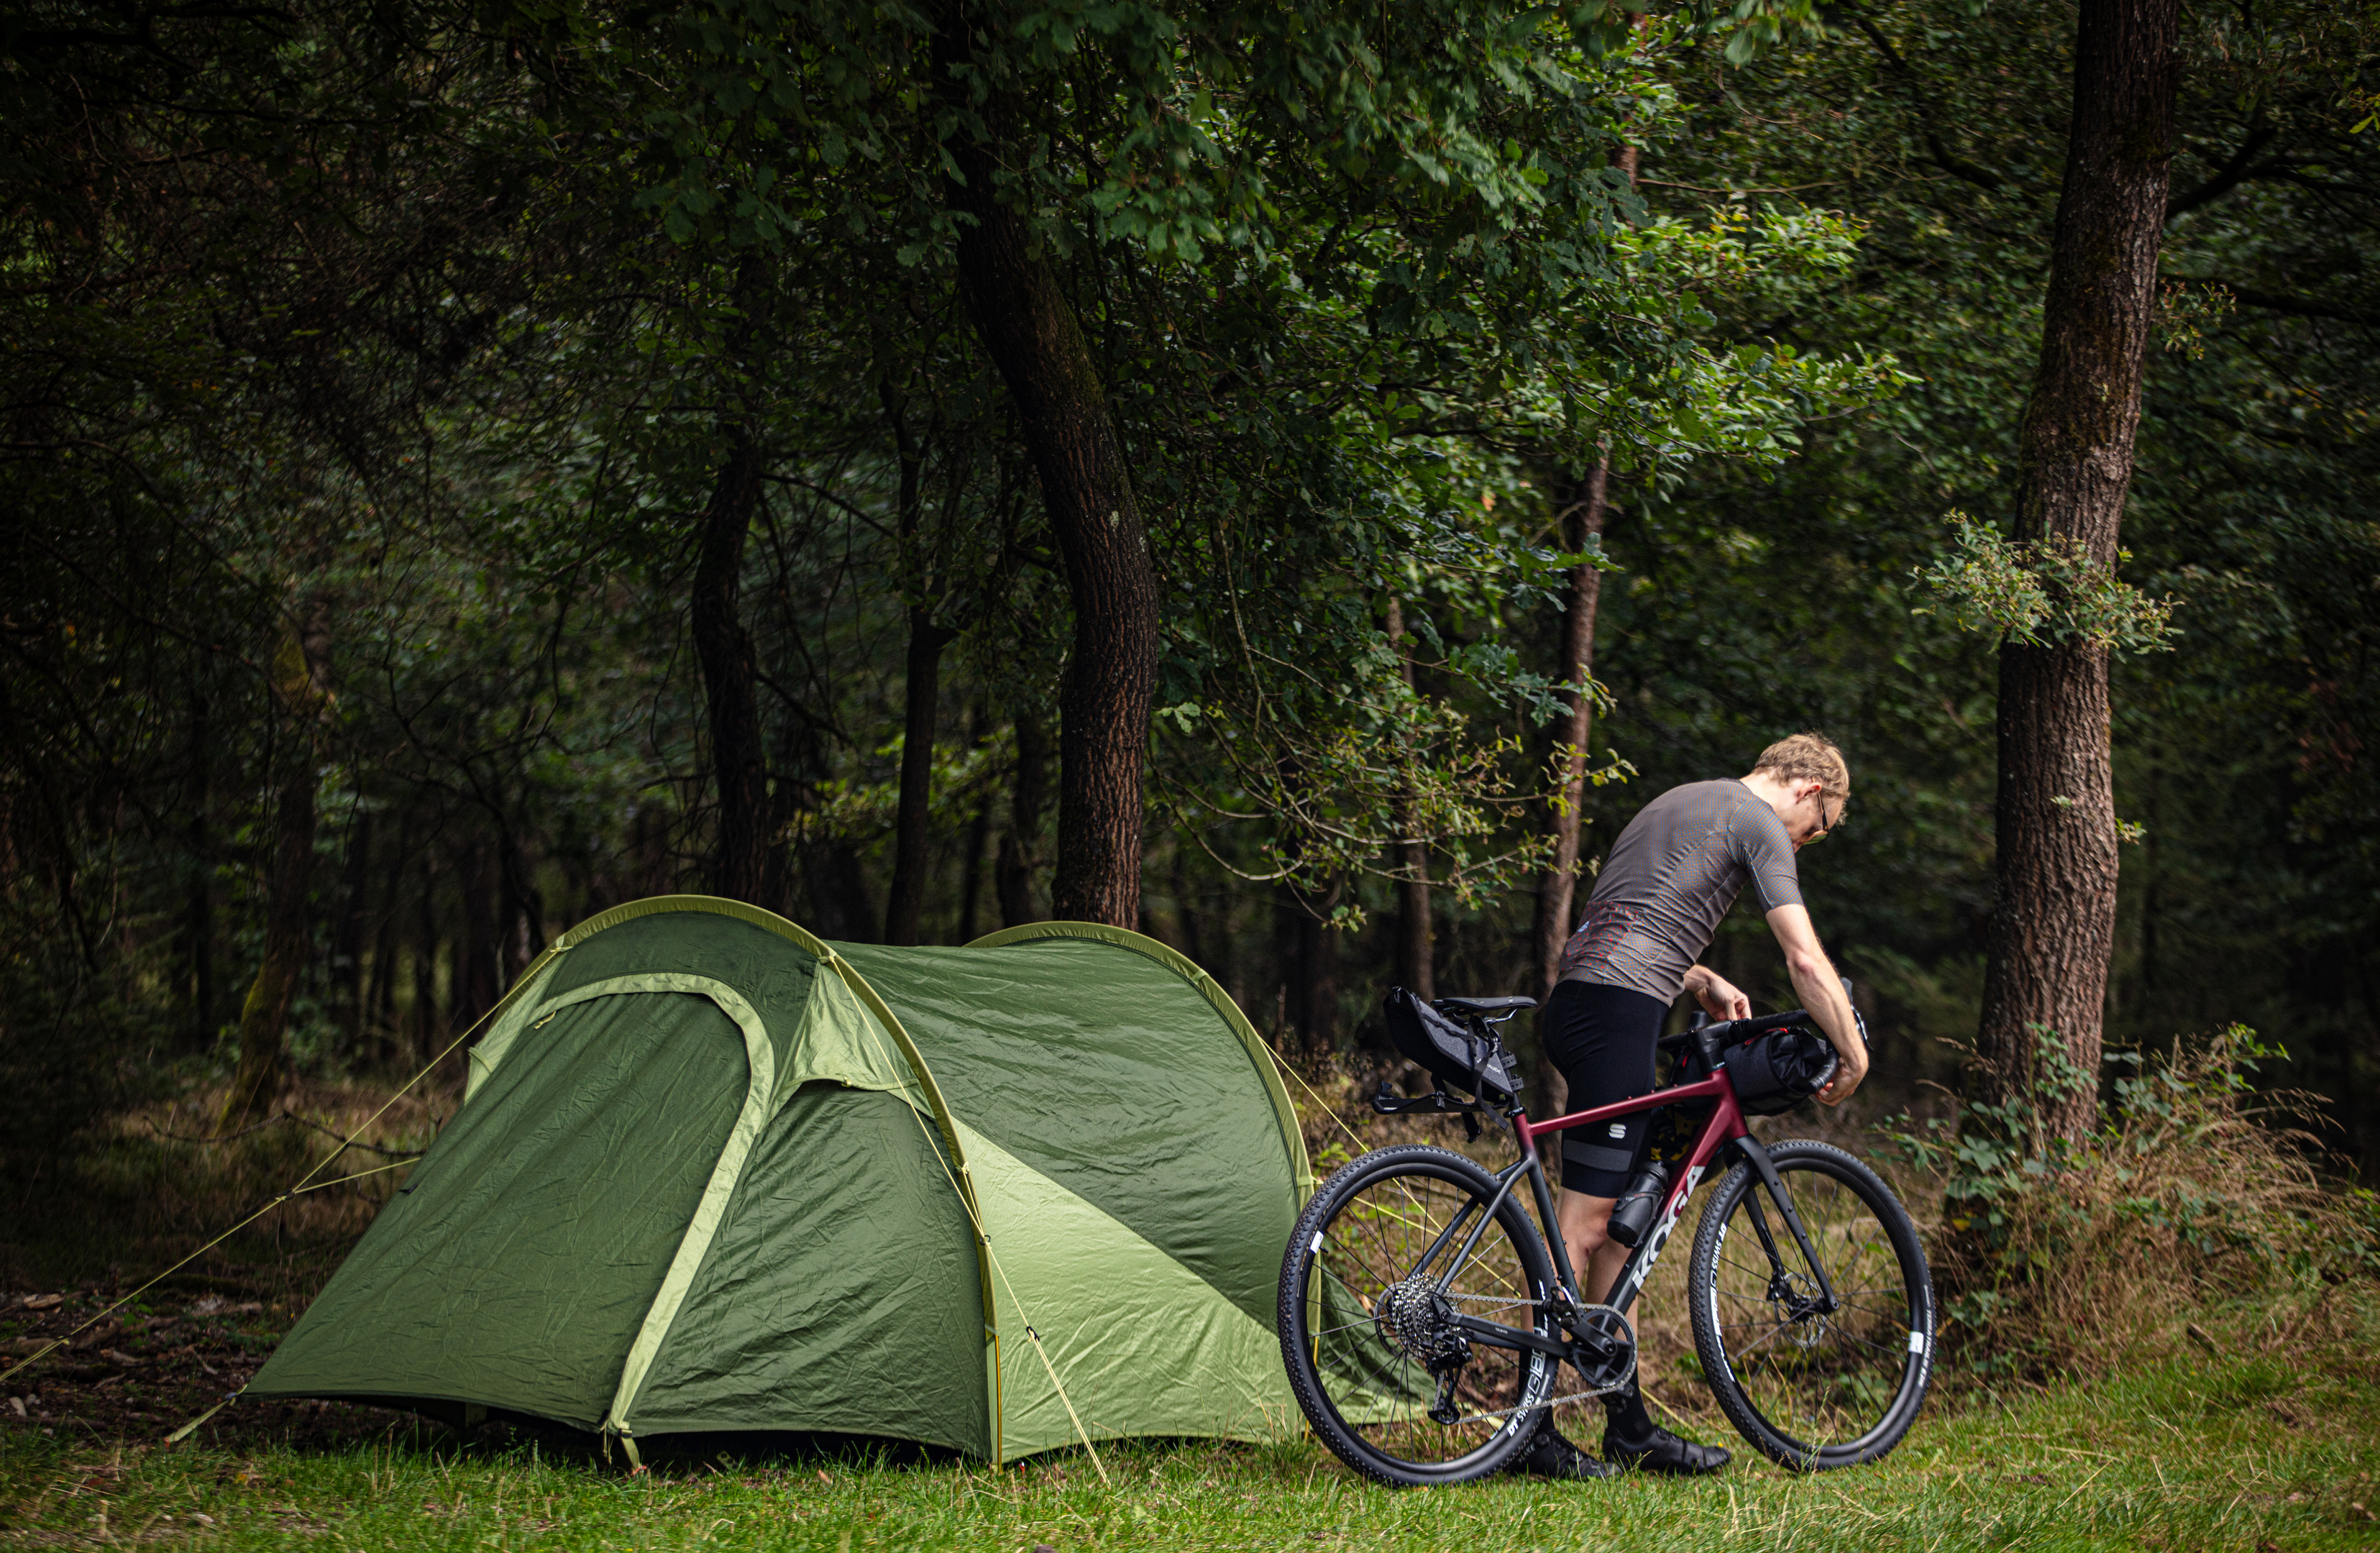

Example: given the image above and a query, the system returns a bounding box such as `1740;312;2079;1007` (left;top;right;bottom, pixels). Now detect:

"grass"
6;1048;2374;1548
4;1348;2377;1550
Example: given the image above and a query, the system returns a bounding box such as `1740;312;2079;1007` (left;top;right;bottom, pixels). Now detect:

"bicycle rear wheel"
1278;1144;1558;1487
1687;1140;1934;1470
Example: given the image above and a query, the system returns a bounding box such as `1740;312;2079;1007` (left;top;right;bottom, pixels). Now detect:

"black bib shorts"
1539;979;1670;1197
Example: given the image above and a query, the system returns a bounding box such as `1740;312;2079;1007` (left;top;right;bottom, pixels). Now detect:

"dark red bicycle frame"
1506;1073;1749;1317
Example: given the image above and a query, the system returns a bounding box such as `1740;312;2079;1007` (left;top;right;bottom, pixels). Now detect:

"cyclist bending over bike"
1514;732;1869;1481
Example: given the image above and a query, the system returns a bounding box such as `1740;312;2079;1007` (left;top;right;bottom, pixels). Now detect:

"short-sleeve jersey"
1556;778;1803;1004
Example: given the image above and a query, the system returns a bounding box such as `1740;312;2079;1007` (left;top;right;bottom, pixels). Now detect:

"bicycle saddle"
1432;994;1538;1017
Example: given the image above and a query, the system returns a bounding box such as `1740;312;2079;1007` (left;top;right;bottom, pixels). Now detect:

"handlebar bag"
1720;1025;1839;1117
1383;986;1522;1104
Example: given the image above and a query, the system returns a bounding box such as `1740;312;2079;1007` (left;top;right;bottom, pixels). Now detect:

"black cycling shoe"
1603;1426;1732;1475
1506;1417;1618;1480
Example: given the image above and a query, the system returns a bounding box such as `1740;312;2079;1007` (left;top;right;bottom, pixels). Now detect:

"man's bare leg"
1557;1188;1627;1304
1552;1181;1730;1473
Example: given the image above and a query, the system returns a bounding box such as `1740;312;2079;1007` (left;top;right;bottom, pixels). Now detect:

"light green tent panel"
960;1120;1296;1459
250;897;1310;1462
836;933;1305;1330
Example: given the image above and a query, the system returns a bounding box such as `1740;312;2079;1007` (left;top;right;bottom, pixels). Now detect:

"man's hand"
1763;904;1867;1106
1813;1043;1869;1107
1683;966;1752;1022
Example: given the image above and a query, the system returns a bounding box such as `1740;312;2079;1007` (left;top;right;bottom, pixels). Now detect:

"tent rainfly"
246;897;1312;1462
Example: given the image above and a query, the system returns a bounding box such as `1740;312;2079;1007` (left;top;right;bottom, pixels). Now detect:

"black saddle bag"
1383;987;1522;1104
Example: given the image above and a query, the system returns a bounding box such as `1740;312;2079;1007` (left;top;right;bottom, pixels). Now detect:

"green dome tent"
245;897;1312;1463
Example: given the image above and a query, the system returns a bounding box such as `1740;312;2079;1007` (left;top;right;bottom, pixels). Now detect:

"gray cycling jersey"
1557;778;1803;1004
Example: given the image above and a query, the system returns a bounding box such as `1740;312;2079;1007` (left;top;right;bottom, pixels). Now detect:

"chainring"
1562;1301;1638;1397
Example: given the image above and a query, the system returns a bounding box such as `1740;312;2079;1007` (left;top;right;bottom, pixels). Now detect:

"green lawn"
4;1352;2376;1551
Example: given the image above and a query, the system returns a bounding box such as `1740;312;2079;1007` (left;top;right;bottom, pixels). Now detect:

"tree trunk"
1273;878;1342;1055
996;710;1051;927
219;608;332;1132
885;608;956;945
411;872;439;1068
181;683;214;1055
1974;0;2179;1144
692;434;770;904
1385;597;1434;1003
1529;143;1634;1116
367;908;398;1068
335;808;373;1063
935;12;1158;927
1532;457;1616;992
454;837;500;1035
958;795;992;943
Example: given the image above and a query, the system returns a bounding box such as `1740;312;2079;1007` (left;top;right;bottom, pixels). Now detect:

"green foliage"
1910;515;2182;655
1878;1026;2375;1378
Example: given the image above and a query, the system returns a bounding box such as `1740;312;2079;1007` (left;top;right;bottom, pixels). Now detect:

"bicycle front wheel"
1278;1144;1558;1487
1687;1140;1935;1470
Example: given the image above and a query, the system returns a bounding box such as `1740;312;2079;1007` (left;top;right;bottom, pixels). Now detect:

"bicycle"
1277;994;1935;1487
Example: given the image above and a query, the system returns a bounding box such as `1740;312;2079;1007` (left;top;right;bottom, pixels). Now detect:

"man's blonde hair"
1752;733;1850;800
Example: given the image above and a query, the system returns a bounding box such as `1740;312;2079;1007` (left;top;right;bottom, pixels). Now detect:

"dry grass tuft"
1886;1026;2380;1383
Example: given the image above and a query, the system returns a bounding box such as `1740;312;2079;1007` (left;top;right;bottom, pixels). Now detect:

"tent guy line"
4;984;523;1402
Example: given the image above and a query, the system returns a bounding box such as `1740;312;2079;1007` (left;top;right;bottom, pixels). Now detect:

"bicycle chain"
1449;1301;1637;1426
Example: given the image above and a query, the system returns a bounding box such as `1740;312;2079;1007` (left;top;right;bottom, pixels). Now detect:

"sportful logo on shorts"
1607;1122;1626;1139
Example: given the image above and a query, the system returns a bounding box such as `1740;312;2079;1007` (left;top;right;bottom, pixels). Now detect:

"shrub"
1880;1025;2379;1380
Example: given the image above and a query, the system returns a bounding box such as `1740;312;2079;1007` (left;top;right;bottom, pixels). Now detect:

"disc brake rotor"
1768;1270;1829;1348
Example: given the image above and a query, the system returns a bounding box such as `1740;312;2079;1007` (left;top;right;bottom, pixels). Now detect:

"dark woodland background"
4;0;2375;1241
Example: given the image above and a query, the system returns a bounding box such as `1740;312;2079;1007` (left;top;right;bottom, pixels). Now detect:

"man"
1511;732;1869;1480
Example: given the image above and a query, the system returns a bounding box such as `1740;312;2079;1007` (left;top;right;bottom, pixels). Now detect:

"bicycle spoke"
1289;1156;1557;1478
1690;1152;1932;1467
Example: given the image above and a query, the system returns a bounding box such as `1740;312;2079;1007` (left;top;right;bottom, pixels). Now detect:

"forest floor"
5;1072;2375;1548
2;1281;2376;1552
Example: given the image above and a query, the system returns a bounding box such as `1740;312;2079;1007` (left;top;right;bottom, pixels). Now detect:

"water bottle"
1605;1158;1671;1248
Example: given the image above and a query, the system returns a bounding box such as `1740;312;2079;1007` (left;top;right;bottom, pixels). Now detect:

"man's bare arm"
1764;904;1868;1104
1681;965;1751;1021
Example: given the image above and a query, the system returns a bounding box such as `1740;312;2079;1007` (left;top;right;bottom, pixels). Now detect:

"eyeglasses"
1806;790;1845;843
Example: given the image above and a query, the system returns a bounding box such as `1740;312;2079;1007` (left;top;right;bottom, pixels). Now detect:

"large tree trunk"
1974;0;2179;1144
219;608;332;1132
935;12;1158;928
691;434;770;904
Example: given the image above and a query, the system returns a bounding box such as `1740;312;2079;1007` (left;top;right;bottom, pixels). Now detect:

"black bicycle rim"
1690;1143;1933;1470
